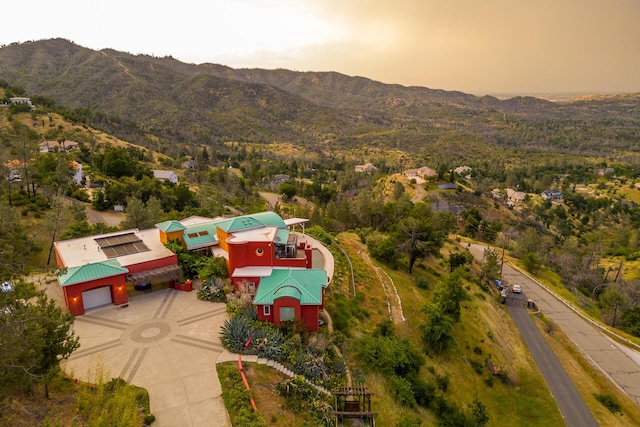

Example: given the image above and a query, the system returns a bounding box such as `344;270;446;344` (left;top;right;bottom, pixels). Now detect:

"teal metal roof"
217;211;287;233
248;211;287;228
155;220;186;233
216;216;263;232
274;229;290;244
58;259;129;287
182;221;220;249
253;269;327;305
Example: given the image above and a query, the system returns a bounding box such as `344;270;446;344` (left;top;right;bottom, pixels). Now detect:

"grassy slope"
331;233;565;426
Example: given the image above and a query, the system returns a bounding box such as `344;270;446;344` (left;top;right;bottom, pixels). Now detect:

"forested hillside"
1;39;639;163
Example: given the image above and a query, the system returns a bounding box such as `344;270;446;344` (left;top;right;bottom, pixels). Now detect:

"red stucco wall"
301;305;319;332
273;297;301;324
63;274;127;316
256;305;274;323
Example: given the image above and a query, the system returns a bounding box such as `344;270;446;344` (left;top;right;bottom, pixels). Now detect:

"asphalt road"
507;293;598;426
468;243;640;409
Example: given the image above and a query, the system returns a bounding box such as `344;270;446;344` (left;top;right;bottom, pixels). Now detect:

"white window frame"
263;305;271;316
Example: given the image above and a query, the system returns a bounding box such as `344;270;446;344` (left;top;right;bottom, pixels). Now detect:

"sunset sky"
3;0;639;96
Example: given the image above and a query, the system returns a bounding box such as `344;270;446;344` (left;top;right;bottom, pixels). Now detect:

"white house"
71;161;83;186
153;170;179;184
40;140;79;153
542;189;563;200
355;163;377;173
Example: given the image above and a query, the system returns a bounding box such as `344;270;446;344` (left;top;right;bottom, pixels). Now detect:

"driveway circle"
122;319;179;348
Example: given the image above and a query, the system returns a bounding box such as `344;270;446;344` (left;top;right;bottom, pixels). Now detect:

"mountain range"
1;38;639;159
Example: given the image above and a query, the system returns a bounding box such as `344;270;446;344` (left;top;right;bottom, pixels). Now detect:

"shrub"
389;376;416;408
594;393;622;413
197;278;228;302
220;316;253;352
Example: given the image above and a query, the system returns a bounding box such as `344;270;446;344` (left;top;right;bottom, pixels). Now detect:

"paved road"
507;294;598;426
468;243;640;408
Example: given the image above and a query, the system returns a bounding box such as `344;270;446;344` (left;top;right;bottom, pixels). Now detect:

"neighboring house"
404;169;418;178
152;170;179;184
598;168;614;176
10;97;33;107
506;188;526;203
431;199;466;218
71;161;83;186
453;166;471;175
417;166;437;178
355;163;377;173
183;158;196;170
273;174;289;183
542;189;563;200
39;140;79;153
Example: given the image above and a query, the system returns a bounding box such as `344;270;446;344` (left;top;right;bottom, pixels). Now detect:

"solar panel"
95;232;150;259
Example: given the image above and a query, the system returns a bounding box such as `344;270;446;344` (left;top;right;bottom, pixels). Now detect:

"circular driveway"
62;289;231;427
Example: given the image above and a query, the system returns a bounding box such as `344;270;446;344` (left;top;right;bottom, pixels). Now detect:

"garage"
82;286;112;310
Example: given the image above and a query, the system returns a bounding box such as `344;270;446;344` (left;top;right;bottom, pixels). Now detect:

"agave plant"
219;316;253;352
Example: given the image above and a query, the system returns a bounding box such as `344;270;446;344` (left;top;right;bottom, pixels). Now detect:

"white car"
1;282;14;292
512;284;522;294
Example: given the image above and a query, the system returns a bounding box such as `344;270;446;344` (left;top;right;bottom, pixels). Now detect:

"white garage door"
82;286;112;310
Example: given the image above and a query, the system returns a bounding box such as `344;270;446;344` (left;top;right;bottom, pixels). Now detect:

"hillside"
1;39;640;162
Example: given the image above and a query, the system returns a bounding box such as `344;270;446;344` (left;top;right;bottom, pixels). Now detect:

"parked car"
512;284;522;294
1;282;13;292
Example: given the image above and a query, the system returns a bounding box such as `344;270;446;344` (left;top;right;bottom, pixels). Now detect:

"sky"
2;0;640;96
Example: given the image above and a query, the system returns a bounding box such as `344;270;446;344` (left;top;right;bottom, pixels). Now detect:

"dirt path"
355;241;406;324
411;178;426;203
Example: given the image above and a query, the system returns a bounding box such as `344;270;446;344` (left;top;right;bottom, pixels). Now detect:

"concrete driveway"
62;288;231;427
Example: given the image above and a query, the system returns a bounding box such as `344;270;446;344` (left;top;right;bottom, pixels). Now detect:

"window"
263;305;271;316
279;307;295;321
255;247;264;256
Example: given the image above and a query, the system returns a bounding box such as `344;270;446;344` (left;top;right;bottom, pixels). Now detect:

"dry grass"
533;315;640;426
332;234;566;426
241;363;320;426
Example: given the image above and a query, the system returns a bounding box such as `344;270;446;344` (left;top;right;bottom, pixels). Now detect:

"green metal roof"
253;269;327;305
274;229;290;244
155;220;186;233
247;211;287;228
182;221;220;249
58;259;129;287
217;211;287;233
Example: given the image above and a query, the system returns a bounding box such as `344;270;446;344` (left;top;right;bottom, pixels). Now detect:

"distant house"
598;168;614;176
453;166;471;175
152;170;178;184
506;188;526;203
10;97;33;107
542;189;563;200
355;163;377;173
71;161;83;186
273;174;290;184
417;166;437;178
404;168;419;178
431;199;466;218
183;158;196;170
40;140;79;153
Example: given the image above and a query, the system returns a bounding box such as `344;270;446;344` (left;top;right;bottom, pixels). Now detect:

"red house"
54;228;179;315
157;211;330;330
